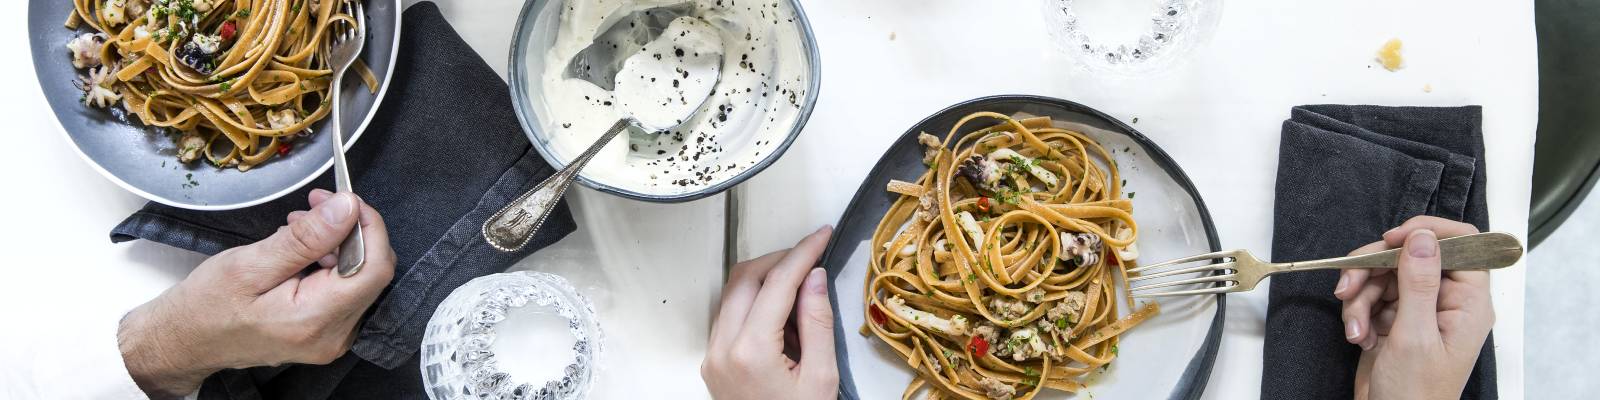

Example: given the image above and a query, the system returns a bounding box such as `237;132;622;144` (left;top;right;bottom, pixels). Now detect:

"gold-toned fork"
1127;232;1524;297
325;0;366;277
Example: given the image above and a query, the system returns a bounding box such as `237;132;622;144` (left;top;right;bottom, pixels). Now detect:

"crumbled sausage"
1046;291;1087;323
978;377;1016;400
918;132;942;165
988;296;1029;322
176;133;205;163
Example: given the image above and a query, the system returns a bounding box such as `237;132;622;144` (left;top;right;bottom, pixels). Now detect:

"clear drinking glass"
420;271;603;400
1041;0;1223;76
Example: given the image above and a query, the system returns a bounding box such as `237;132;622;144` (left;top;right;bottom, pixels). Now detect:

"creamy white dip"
538;0;811;194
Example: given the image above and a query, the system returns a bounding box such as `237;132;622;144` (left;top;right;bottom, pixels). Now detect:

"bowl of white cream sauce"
509;0;819;201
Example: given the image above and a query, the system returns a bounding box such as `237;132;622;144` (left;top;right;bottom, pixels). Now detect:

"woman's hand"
1333;216;1494;400
117;189;396;398
701;226;839;399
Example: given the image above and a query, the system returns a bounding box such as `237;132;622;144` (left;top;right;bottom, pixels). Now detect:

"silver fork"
1126;232;1524;297
324;0;366;277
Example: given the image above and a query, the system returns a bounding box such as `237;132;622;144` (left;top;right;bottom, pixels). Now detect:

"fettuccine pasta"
64;0;378;171
863;112;1155;400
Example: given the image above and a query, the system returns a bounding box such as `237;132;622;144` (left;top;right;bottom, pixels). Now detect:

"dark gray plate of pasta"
821;95;1223;399
29;0;400;209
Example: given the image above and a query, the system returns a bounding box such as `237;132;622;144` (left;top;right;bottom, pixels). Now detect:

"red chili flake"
219;21;238;43
976;197;991;212
968;336;989;356
868;304;887;325
277;142;292;156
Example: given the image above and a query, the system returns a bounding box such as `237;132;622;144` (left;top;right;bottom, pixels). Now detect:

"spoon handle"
483;119;631;252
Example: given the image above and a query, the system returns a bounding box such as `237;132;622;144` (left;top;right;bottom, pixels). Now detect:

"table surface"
0;0;1535;399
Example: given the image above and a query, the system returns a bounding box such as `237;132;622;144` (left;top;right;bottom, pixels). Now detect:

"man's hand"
1333;216;1494;400
116;189;397;398
701;226;839;399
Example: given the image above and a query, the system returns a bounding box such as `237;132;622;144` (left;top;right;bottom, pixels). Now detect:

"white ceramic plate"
820;95;1224;399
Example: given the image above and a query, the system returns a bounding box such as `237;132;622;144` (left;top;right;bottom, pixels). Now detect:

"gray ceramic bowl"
28;0;402;210
507;0;821;203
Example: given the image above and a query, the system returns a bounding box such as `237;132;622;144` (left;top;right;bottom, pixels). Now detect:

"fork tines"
1127;250;1241;297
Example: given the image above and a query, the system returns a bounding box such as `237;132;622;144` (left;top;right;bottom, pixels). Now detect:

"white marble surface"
0;0;1536;399
1;0;728;398
1527;190;1600;399
735;0;1536;399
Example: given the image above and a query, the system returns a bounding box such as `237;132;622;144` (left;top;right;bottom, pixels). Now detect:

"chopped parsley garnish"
996;188;1022;205
1009;155;1028;168
234;8;251;18
173;0;197;20
1127;192;1136;199
1024;366;1039;377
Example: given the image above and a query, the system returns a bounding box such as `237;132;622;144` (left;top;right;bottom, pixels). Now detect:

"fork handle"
1281;232;1523;273
330;74;365;277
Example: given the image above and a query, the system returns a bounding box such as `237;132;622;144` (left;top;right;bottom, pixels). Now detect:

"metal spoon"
483;4;721;252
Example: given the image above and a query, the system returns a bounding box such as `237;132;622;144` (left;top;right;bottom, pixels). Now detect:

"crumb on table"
1377;38;1404;71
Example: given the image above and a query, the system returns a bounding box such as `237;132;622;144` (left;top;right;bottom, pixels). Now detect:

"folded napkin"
1264;105;1495;399
109;2;577;398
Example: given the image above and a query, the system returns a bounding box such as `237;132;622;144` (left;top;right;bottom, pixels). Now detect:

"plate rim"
819;94;1225;400
29;0;405;211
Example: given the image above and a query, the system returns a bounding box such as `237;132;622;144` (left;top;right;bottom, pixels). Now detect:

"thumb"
1392;229;1441;335
236;192;360;292
796;267;839;384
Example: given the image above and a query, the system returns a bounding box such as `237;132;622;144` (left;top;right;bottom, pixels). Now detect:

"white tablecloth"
734;1;1535;399
0;0;1534;398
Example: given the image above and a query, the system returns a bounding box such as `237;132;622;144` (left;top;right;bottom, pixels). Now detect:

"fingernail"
1408;229;1438;258
804;268;827;293
1334;275;1348;295
311;188;332;196
1360;338;1375;351
318;193;356;224
1345;319;1362;340
817;225;834;234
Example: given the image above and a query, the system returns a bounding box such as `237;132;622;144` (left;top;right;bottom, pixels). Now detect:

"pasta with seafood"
64;0;377;171
863;111;1155;400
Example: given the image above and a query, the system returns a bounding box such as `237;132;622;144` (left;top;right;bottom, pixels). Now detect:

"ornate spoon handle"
483;119;630;252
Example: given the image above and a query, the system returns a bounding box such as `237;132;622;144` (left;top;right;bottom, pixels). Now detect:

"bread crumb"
889;31;896;41
1423;83;1432;93
1376;38;1403;71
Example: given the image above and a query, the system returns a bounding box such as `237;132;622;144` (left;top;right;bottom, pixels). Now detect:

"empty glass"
421;271;603;400
1042;0;1223;76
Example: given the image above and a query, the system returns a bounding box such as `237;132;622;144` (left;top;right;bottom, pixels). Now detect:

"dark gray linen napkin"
108;3;576;398
1264;105;1495;399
